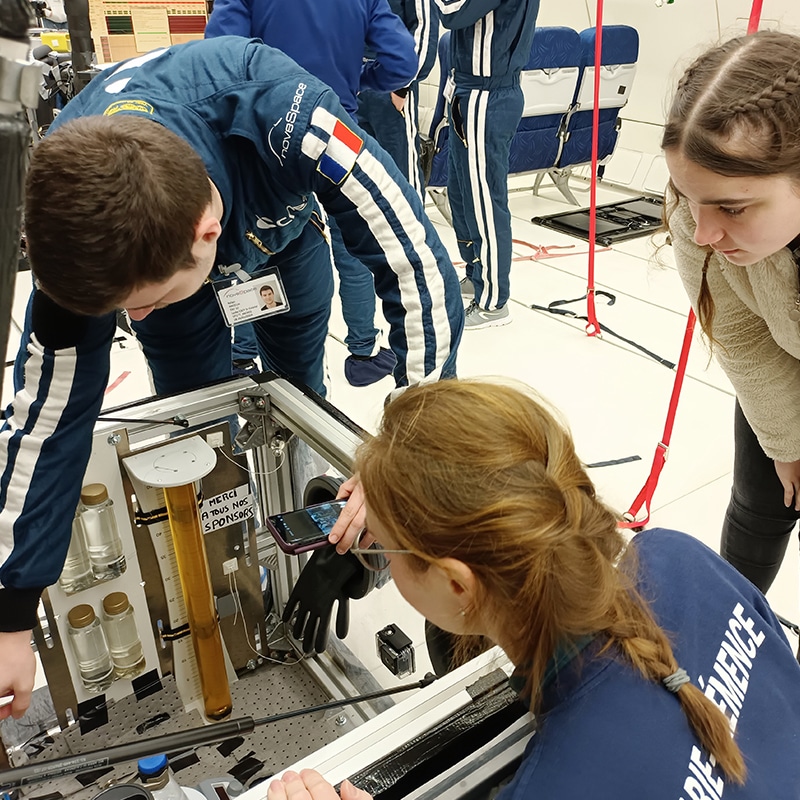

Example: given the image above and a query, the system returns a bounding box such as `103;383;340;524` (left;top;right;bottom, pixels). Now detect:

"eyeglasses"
349;543;412;572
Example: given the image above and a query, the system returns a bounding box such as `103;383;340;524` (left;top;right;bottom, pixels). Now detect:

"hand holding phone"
266;500;348;554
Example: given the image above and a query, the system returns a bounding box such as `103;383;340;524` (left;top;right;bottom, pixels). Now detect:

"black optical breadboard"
532;196;664;246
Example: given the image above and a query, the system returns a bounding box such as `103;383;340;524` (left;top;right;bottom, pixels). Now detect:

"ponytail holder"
663;667;690;693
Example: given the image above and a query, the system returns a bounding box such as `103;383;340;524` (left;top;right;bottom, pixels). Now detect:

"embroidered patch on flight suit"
301;107;363;185
103;100;155;116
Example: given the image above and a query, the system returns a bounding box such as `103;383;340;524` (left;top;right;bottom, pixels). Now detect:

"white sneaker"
464;300;512;330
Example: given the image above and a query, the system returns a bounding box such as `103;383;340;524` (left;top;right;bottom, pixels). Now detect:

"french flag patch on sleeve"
307;108;364;185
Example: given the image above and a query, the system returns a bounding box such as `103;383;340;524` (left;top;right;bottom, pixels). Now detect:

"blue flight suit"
206;0;418;362
357;0;439;197
501;529;800;798
0;38;462;629
437;0;539;311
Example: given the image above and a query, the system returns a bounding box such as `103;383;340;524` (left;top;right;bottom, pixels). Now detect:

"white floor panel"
513;226;687;313
325;337;391;435
506;242;735;394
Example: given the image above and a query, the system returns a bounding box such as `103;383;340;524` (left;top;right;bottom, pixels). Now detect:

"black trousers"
721;400;800;593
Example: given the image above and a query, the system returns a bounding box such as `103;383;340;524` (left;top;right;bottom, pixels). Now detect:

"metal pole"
0;677;435;790
0;0;42;402
63;0;92;92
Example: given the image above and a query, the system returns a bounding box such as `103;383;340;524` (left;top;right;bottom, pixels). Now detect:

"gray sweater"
671;196;800;462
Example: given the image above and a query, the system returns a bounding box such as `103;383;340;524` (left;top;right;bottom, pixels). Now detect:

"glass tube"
163;482;232;721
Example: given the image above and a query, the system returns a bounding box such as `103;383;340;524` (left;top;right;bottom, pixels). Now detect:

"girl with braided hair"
663;30;800;596
268;379;800;800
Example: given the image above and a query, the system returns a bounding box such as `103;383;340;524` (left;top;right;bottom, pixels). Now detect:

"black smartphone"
266;499;347;554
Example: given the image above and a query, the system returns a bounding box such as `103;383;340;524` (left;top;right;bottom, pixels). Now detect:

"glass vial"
101;591;146;679
66;604;114;693
138;755;189;800
79;483;126;581
58;512;94;594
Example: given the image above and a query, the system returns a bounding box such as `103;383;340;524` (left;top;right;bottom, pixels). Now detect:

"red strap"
620;311;696;528
747;0;763;34
585;0;604;337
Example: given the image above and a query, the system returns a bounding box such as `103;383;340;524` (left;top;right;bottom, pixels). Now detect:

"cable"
97;415;190;428
226;569;304;666
215;444;286;478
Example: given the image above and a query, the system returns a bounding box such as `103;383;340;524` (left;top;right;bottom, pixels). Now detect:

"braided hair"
662;31;800;342
356;379;746;784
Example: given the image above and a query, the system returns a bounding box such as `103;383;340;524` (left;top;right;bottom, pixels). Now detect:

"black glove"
282;545;372;654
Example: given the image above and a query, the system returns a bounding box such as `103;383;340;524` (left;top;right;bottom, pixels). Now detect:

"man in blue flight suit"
0;37;463;719
357;0;439;200
437;0;540;329
206;0;418;387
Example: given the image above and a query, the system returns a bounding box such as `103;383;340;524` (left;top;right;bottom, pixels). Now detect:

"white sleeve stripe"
0;336;78;583
413;0;430;75
472;18;483;75
471;13;495;77
309;106;340;137
482;11;495;76
301;131;326;160
339;150;452;384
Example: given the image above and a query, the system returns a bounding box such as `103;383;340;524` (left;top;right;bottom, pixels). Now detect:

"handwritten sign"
201;484;254;533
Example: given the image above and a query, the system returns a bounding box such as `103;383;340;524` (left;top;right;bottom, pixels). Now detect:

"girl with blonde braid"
269;379;800;800
663;30;800;594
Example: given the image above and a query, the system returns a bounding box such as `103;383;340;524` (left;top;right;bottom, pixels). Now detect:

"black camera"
376;624;415;678
31;1;49;13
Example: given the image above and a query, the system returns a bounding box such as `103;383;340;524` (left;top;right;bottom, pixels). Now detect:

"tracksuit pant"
448;81;523;311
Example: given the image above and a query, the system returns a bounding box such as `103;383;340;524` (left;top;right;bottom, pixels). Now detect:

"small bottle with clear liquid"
101;591;146;679
58;512;94;594
78;483;126;581
66;604;114;693
138;755;189;800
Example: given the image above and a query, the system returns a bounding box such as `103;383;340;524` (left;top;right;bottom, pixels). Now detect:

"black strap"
529;291;677;370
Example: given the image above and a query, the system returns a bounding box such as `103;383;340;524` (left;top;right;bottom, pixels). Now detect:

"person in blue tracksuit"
206;1;418;386
0;37;463;718
357;0;439;199
437;0;539;330
267;379;800;800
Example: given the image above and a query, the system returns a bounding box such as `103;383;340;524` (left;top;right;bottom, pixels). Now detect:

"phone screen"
268;500;347;547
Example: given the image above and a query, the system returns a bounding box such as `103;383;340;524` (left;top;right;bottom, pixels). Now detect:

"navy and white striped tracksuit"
358;0;439;197
436;0;540;310
206;0;420;358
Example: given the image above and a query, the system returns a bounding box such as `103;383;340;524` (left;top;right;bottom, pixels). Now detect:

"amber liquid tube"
163;482;232;721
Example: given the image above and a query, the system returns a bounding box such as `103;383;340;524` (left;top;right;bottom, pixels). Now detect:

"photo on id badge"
215;269;290;328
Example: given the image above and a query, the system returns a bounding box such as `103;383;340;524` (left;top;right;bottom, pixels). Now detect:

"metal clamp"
234;386;285;451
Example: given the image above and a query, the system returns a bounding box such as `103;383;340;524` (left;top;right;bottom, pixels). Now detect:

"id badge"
212;265;290;328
